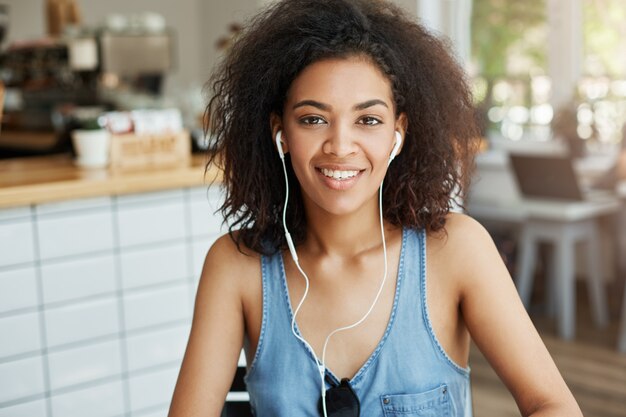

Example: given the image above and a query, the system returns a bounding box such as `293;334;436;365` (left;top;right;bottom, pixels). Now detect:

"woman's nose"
322;125;358;158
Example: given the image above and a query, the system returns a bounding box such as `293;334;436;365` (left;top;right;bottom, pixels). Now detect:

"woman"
169;0;582;415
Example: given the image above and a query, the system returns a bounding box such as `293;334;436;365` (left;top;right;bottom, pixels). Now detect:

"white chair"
515;197;622;340
515;213;610;340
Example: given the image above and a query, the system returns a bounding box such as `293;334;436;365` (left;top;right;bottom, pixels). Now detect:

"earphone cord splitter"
279;153;390;417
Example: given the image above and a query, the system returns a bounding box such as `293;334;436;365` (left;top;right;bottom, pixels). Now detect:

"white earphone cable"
278;132;396;417
279;155;322;376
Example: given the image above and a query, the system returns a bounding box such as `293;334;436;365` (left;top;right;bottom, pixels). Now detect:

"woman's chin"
307;194;380;219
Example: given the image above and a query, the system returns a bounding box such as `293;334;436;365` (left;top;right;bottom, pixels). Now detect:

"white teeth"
320;168;359;180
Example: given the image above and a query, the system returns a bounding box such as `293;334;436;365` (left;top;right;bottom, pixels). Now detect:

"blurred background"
0;1;625;417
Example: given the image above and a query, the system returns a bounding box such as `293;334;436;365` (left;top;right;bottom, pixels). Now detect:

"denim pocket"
380;384;450;416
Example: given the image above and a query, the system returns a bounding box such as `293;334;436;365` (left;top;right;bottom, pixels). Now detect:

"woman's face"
276;55;406;218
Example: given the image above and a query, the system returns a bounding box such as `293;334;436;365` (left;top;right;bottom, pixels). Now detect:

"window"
578;0;626;145
471;0;550;141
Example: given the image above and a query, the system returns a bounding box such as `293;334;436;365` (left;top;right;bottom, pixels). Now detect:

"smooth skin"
168;56;582;417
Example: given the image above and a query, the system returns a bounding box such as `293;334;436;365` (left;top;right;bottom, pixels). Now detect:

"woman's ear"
394;113;408;154
270;113;288;155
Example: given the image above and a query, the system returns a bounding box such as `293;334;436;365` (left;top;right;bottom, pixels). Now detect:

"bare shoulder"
426;212;505;292
203;232;261;277
427;212;495;262
197;232;261;303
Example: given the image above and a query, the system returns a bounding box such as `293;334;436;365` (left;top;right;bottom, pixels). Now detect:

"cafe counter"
0;154;226;417
0;153;220;209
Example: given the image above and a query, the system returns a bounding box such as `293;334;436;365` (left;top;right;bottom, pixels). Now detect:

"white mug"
71;129;111;168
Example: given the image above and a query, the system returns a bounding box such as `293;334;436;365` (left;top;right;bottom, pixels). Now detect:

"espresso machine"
0;22;174;157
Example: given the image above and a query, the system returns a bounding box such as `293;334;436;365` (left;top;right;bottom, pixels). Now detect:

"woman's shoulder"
426;212;502;282
426;212;492;251
207;231;261;260
201;231;262;287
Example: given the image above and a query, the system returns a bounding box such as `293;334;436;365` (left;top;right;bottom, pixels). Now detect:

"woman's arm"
168;235;254;417
447;214;582;417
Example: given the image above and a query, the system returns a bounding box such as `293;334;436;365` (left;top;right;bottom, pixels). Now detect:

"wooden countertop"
0;153;222;209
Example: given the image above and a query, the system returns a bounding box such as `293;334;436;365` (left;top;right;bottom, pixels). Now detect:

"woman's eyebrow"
292;99;389;111
292;100;330;111
353;99;389;110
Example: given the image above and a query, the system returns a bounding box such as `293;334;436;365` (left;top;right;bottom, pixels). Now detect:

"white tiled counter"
0;186;225;417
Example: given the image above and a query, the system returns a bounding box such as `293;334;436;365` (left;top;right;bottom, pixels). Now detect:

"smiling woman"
167;1;584;417
204;0;480;255
275;56;406;215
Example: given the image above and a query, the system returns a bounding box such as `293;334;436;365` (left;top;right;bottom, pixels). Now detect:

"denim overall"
244;228;473;416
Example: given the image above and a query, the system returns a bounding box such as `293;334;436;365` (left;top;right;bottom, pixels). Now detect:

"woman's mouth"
320;168;360;180
316;167;364;190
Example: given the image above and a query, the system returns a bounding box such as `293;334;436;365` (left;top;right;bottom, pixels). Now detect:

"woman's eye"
299;116;326;125
359;116;382;126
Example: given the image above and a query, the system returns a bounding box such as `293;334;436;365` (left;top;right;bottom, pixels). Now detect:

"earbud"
276;130;285;159
389;131;402;164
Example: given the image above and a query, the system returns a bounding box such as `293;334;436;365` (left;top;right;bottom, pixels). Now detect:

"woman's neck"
301;197;392;258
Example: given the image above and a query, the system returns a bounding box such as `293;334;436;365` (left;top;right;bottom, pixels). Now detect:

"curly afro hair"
205;0;480;255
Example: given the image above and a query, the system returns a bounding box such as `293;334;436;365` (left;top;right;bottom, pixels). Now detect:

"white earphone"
389;130;402;165
275;129;400;417
276;130;286;160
